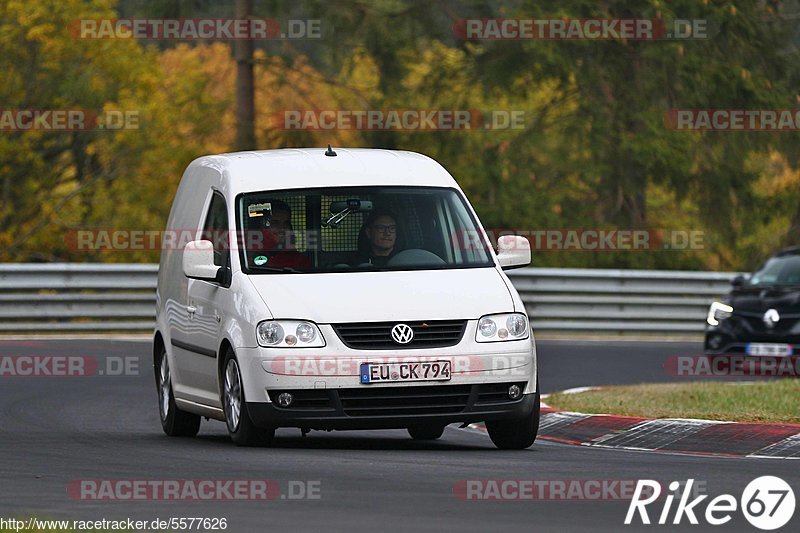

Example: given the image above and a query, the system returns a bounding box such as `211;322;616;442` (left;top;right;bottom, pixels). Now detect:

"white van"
154;147;539;449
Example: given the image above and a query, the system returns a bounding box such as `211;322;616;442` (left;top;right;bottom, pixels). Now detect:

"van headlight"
257;320;325;348
476;313;529;342
706;302;733;326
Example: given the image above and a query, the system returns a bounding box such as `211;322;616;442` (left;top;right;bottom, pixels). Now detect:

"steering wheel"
386;249;445;267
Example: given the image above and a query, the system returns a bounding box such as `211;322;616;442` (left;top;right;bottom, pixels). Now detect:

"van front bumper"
246;383;536;431
237;332;537;400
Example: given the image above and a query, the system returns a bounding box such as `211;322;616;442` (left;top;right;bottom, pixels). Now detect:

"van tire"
222;349;274;447
485;385;540;450
156;345;201;437
407;424;445;440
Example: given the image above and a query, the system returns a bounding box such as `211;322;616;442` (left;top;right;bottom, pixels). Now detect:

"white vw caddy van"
154;147;539;449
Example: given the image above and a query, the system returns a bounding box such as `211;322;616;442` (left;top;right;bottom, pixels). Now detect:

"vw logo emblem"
391;323;414;344
763;308;780;329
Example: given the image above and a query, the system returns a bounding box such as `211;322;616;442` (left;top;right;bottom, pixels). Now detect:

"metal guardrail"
507;268;739;335
0;264;738;336
0;264;158;332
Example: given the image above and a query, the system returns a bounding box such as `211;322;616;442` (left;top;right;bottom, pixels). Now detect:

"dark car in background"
705;246;800;357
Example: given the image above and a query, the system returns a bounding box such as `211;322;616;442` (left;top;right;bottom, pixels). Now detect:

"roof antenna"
324;144;337;157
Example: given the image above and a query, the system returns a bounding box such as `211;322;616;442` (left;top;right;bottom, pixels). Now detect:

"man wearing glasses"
356;210;400;267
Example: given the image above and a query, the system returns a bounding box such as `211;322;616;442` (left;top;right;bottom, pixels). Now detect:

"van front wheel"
222;350;274;447
485;388;540;450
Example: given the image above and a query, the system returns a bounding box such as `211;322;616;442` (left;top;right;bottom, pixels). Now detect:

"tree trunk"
784;201;800;247
235;0;255;150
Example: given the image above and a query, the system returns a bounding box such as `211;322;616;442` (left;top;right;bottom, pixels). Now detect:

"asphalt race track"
1;339;797;532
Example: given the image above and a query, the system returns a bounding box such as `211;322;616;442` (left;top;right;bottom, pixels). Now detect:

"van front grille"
331;320;467;350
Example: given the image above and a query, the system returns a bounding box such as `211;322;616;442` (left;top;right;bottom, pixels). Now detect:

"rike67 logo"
625;477;795;530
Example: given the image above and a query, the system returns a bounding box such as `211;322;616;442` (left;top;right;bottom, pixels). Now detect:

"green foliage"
2;0;800;270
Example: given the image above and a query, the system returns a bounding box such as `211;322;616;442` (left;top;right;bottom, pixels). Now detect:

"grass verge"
545;380;800;424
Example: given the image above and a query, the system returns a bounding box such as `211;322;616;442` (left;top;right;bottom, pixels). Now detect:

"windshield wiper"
248;265;304;273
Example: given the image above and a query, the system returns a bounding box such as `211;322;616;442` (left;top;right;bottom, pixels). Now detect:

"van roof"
191;148;460;194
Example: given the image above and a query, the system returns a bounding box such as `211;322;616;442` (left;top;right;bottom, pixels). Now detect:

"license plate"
745;343;793;356
360;361;451;384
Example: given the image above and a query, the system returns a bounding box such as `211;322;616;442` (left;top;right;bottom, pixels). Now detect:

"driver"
355;210;400;267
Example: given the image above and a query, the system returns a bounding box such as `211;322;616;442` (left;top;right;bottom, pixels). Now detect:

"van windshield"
236;186;494;273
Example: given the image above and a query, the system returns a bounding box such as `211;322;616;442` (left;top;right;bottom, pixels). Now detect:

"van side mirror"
496;235;531;270
183;240;221;281
731;275;746;288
